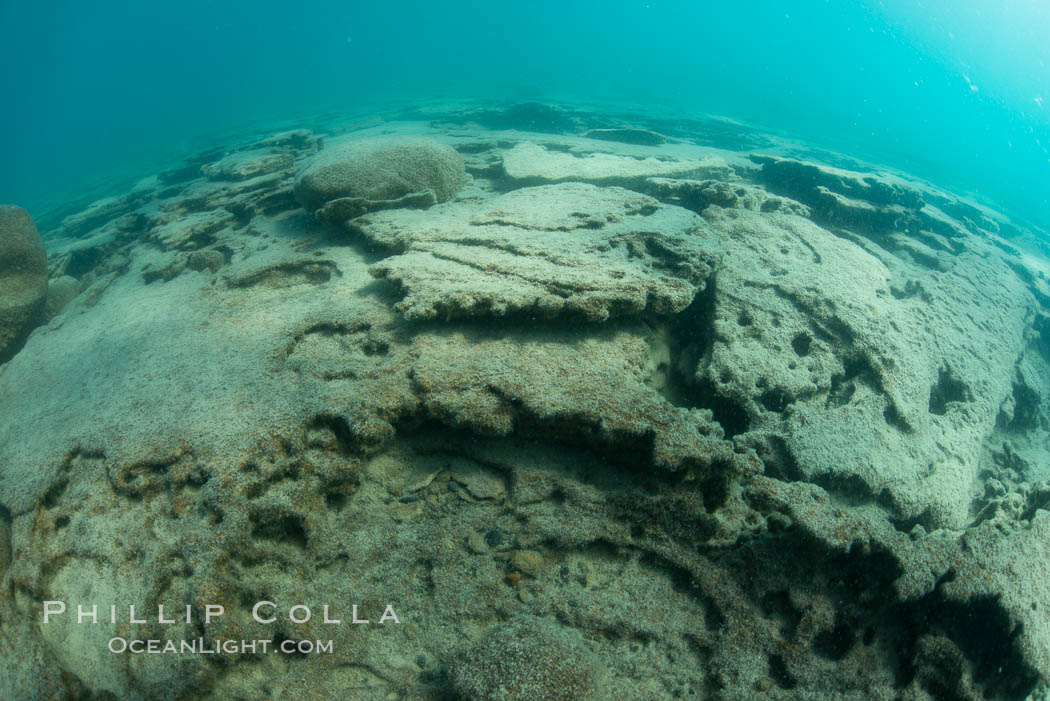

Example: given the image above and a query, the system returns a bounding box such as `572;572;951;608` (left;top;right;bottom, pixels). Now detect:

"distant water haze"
2;0;1047;228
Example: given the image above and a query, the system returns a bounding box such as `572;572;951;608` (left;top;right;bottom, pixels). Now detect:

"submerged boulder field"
1;103;1050;700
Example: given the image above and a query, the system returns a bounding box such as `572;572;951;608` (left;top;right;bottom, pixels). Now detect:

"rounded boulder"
293;137;465;223
0;205;47;362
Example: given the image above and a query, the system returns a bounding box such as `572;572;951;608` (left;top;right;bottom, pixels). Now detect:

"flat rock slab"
411;325;758;476
357;183;720;321
502;141;731;183
201;149;294;181
150;209;233;250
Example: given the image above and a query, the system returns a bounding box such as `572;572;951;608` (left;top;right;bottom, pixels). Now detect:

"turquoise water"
2;1;1048;229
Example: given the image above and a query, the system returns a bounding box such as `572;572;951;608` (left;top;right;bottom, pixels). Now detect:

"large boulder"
0;205;47;362
293;137;465;224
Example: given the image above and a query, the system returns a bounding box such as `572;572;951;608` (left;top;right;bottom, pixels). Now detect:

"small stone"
262;129;319;152
511;550;544;577
403;466;442;494
152;210;232;250
467;530;488;554
451;462;506;502
390;500;423;523
518;589;533;604
187;250;225;273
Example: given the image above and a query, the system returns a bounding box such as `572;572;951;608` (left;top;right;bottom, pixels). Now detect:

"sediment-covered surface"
2;101;1050;700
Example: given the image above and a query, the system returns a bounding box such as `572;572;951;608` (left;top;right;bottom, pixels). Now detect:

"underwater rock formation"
0;205;47;362
357;182;719;321
641;177;810;216
410;324;759;476
2;107;1050;700
698;205;1033;529
293;137;466;225
57;192;146;237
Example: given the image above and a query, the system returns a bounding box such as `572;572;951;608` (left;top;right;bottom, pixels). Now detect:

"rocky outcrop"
695;205;1034;529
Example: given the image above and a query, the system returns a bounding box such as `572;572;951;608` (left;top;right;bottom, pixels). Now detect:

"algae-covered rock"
293;137;465;224
0;205;47;362
450;617;602;701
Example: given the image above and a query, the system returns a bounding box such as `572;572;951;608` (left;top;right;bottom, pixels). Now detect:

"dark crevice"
760;590;802;640
759;387;793;413
768;654;797;689
662;282;752;438
884;403;912;432
929;366;973;416
249;509;308;550
756;436;804;482
733;523;1036;698
791;332;812;356
813;620;856;661
307;414;355;455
